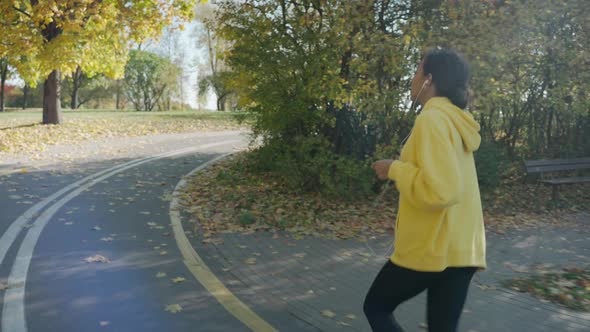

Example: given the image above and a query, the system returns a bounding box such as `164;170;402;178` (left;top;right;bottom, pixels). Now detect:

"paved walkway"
1;132;588;331
182;202;590;331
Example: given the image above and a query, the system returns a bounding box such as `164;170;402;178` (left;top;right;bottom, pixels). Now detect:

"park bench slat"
524;158;590;167
525;163;590;173
540;177;590;185
524;157;590;200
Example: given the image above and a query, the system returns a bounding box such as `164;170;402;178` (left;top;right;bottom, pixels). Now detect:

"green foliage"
215;0;590;200
431;0;590;160
247;136;374;200
238;210;256;226
216;0;427;198
61;73;115;109
124;50;180;112
475;141;509;190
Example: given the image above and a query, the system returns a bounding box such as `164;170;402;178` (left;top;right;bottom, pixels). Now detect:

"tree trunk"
0;58;8;112
23;83;29;109
70;66;82;109
546;106;554;152
71;85;79;110
0;65;6;113
22;83;29;109
115;80;121;109
43;70;63;124
216;95;223;111
39;17;63;124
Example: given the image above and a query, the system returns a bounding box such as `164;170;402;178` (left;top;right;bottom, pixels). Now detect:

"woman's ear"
424;74;433;86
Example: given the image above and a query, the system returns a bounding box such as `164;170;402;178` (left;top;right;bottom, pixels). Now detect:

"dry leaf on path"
321;310;336;318
156;272;167;278
172;277;186;283
164;304;183;313
505;263;529;273
202;238;224;245
513;236;538;249
84;255;111;263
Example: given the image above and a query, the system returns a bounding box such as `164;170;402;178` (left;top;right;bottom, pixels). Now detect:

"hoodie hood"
424;97;481;152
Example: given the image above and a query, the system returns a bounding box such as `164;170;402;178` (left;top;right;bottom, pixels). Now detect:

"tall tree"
151;27;187;110
195;3;235;111
124;50;180;112
0;58;10;112
22;82;29;110
0;0;203;124
69;66;83;109
62;72;114;109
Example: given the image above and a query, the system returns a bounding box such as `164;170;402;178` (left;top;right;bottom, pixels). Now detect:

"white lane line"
1;140;242;332
0;145;202;268
1;159;154;266
170;155;278;331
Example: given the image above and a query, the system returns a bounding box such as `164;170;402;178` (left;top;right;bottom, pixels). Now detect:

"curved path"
1;131;589;332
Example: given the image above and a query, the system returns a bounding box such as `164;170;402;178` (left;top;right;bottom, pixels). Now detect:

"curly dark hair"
423;48;470;109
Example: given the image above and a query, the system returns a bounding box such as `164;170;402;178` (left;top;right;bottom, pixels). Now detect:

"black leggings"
363;261;476;332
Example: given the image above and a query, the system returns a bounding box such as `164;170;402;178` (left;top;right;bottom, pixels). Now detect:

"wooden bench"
524;158;590;200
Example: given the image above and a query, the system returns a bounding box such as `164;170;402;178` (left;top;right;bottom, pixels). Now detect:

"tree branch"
12;6;32;18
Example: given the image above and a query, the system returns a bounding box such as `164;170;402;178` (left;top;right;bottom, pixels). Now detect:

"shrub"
247;136;375;200
475;141;509;190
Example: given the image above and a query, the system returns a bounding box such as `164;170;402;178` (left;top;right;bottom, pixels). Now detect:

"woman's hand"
372;159;394;180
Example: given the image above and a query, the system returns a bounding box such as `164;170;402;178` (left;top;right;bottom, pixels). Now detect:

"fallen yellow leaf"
164;304;183;313
84;255;111;263
321;310;336;318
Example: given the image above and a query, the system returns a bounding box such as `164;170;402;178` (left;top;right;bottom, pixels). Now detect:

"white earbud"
410;79;430;112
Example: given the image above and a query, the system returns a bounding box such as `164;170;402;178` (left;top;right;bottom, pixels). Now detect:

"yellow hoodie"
387;97;486;272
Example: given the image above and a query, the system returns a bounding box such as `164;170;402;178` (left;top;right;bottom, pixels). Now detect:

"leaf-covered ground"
0;109;247;158
179;153;396;241
180;153;589;241
504;267;590;312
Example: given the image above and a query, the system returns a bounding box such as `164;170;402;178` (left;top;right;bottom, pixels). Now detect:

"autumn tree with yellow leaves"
0;0;205;124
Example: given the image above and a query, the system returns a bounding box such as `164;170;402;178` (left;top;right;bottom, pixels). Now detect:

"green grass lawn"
0;108;243;128
0;109;248;156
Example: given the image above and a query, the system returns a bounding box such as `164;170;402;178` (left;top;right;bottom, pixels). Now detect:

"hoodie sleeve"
387;112;463;211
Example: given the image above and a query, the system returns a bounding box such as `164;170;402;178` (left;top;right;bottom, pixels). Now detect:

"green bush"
247;136;375;201
475;141;509;190
238;210;256;225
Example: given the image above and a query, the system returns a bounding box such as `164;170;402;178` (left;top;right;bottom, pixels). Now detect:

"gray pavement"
182;193;590;332
0;132;257;331
188;217;590;332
